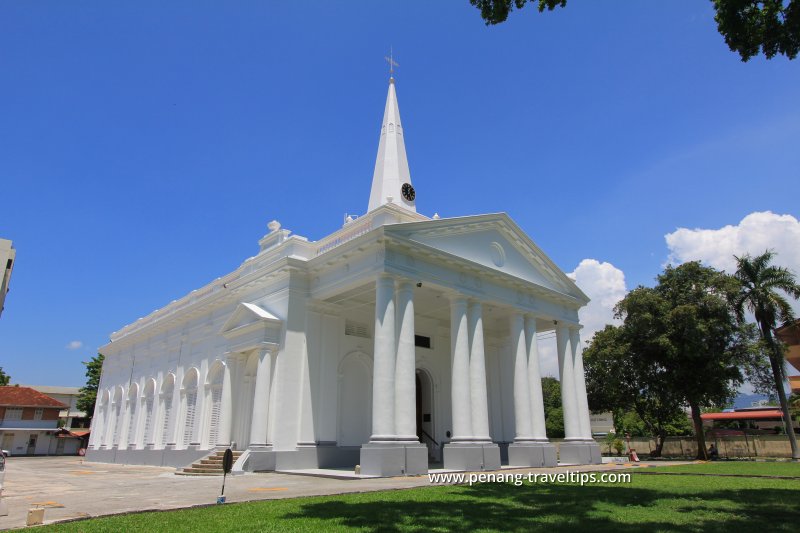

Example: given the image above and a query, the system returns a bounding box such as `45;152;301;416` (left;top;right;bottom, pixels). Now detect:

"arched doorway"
416;368;437;461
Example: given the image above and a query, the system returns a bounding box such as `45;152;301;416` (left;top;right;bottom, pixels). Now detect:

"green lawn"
44;469;800;532
649;461;800;477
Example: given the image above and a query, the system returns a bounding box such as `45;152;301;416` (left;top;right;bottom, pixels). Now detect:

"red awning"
54;428;91;438
701;410;783;421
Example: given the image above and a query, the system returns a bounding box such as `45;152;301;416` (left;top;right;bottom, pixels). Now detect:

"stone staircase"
177;449;243;476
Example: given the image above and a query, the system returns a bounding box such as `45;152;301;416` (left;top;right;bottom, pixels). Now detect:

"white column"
218;360;234;447
556;325;581;440
90;404;104;448
395;280;417;441
570;328;593;439
510;312;533;440
450;296;473;440
371;274;396;441
249;348;273;447
468;301;491;441
525;316;548;440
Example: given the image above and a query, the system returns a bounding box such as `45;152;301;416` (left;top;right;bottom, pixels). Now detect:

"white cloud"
665;211;800;276
66;340;83;351
538;259;628;378
665;211;800;383
569;259;628;338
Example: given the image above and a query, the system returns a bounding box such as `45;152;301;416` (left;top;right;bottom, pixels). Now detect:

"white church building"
87;75;601;475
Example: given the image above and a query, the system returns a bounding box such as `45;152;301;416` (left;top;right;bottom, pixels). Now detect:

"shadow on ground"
283;481;799;532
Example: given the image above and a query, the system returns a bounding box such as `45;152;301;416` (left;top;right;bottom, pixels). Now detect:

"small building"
0;386;83;456
21;385;90;429
775;319;800;393
701;406;799;434
589;412;615;436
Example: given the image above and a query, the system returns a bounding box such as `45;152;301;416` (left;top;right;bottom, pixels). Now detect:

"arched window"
182;368;199;448
126;383;140;447
142;379;156;447
112;387;124;446
206;362;225;447
159;374;175;447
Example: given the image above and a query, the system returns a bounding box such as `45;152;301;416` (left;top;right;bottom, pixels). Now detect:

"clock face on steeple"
401;182;416;202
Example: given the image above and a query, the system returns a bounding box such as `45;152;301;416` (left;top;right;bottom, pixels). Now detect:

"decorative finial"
433;213;440;220
268;220;281;233
384;47;399;80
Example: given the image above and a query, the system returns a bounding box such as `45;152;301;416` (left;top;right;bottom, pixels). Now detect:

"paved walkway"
0;457;687;529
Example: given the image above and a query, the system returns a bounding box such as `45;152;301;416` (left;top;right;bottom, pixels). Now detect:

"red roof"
701;410;784;421
0;386;68;408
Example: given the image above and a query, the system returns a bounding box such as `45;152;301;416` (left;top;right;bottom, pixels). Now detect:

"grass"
43;466;800;532
649;461;800;477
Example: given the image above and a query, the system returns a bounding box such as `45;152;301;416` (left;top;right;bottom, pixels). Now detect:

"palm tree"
733;250;800;460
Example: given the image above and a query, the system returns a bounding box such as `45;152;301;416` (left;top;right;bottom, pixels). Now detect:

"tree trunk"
763;328;800;460
652;430;665;458
690;402;707;460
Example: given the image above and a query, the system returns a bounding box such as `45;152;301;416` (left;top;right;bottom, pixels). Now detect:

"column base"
508;441;557;468
443;442;501;472
558;440;602;465
359;441;428;476
247;445;277;471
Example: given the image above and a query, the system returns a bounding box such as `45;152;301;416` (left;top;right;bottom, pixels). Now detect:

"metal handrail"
419;428;439;447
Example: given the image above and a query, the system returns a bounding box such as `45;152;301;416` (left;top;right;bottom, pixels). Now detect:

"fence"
595;435;795;459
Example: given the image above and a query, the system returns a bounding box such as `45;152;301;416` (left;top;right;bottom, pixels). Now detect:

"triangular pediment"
219;302;282;339
385;214;589;303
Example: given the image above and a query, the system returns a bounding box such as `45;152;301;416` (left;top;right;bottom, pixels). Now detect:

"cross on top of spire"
384;47;399;77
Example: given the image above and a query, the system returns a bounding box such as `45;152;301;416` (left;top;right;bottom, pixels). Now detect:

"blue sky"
1;1;799;387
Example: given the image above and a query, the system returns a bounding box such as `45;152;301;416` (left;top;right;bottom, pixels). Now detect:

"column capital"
467;299;483;311
395;278;415;292
377;272;396;283
448;292;468;306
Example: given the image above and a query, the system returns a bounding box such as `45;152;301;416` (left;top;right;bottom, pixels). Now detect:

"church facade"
87;76;601;475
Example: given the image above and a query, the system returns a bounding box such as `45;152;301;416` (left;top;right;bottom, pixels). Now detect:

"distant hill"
732;393;775;410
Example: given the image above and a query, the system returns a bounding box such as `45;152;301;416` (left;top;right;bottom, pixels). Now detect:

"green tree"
712;0;800;60
541;377;565;438
77;353;105;418
650;262;751;459
0;367;9;386
587;262;751;459
732;250;800;459
789;392;800;421
584;322;694;457
469;0;800;61
741;325;781;401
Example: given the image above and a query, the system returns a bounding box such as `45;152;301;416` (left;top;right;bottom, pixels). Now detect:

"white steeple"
368;76;416;213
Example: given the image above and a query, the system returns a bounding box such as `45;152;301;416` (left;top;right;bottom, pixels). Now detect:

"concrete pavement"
0;456;681;529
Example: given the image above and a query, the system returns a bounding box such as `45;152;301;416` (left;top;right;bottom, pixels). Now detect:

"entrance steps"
176;449;242;476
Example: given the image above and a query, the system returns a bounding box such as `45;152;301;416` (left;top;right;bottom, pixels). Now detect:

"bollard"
354;464;361;475
27;507;45;526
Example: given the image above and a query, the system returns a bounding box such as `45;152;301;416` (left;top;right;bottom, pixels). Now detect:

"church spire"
367;74;416;213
